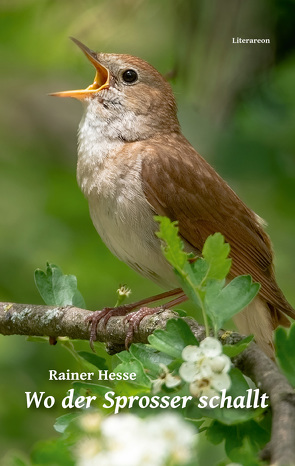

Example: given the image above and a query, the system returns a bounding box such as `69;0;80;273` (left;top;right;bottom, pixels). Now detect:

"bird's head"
51;38;180;141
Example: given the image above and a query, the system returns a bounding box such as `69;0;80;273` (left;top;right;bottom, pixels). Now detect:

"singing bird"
52;38;294;356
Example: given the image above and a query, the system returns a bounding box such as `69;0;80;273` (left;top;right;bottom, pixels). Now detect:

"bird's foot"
85;304;134;351
85;288;186;352
124;306;163;350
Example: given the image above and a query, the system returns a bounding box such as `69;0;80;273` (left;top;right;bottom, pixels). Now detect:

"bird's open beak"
50;38;110;100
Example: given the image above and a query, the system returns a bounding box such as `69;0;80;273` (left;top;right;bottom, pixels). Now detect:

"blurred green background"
0;0;294;463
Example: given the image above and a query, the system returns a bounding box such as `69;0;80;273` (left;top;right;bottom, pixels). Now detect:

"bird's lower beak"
50;38;109;100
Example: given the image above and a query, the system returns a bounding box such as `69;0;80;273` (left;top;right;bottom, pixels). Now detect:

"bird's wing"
141;133;294;318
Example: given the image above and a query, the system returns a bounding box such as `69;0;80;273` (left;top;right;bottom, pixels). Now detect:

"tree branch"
0;301;180;345
1;301;294;465
234;340;295;466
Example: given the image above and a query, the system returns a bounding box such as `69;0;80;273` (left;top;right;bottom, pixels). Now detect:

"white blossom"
152;363;181;393
78;412;102;433
75;438;101;463
210;355;231;374
116;285;131;298
76;412;197;466
179;337;231;398
145;413;197;464
199;337;222;357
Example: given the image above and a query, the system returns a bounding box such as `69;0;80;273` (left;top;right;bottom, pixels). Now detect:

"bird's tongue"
87;68;108;91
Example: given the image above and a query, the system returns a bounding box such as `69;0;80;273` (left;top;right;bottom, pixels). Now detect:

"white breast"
77;111;177;289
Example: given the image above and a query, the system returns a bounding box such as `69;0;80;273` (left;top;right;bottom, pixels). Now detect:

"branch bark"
1;301;294;465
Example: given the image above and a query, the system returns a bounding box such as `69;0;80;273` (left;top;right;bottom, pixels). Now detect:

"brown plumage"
53;39;294;356
142;132;293;319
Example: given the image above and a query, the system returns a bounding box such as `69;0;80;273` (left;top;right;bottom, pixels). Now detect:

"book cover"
0;1;294;465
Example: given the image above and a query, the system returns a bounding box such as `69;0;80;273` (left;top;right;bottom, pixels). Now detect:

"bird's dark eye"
122;69;138;84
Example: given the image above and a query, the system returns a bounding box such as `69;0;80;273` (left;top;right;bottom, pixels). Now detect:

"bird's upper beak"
50;38;110;100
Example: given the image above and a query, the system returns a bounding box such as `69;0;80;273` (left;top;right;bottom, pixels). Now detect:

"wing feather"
141;133;294;318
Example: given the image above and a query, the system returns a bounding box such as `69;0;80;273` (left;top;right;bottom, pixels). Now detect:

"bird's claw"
85;304;133;352
123;306;164;350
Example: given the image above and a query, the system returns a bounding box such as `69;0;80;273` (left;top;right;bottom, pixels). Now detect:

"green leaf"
72;382;112;397
148;319;198;358
174;308;187;317
223;335;254;357
275;323;295;386
206;422;268;465
114;359;151;391
202;233;232;280
206;420;227;445
26;336;50;343
155;216;188;269
226;367;251;397
129;343;174;377
174;269;202;311
31;439;74;466
190;258;210;285
116;350;133;363
155;217;260;336
34;263;86;308
205;275;260;330
54;413;80;433
77;351;108;371
226;435;268;465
